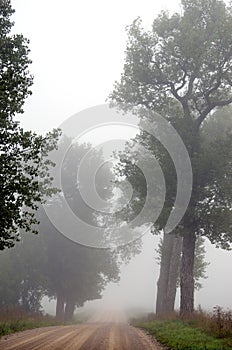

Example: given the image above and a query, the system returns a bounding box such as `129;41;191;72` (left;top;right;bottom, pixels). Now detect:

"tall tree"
113;105;232;315
110;0;232;315
0;0;60;249
155;234;208;315
114;130;209;316
155;231;182;315
37;138;120;321
39;209;119;321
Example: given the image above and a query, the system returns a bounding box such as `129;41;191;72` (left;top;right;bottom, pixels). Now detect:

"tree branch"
196;96;232;128
176;70;188;93
204;77;221;105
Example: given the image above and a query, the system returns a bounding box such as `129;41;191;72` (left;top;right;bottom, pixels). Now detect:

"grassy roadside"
0;316;62;337
0;306;72;337
0;307;93;337
136;320;232;350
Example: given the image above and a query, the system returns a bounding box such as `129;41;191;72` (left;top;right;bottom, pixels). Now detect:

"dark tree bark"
56;293;65;321
179;122;199;316
64;298;75;322
156;231;182;316
156;232;173;316
180;231;196;317
166;235;182;312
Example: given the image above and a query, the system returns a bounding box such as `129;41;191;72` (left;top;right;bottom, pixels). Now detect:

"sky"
11;0;180;134
11;0;232;313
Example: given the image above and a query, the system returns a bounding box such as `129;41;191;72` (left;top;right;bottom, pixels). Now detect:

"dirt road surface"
0;311;162;350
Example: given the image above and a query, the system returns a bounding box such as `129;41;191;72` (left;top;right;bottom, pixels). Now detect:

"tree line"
0;0;232;319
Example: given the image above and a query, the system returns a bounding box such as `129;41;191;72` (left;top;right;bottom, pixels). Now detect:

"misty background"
11;0;232;313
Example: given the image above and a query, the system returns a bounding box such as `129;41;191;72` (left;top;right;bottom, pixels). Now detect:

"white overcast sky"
11;0;181;134
11;0;232;312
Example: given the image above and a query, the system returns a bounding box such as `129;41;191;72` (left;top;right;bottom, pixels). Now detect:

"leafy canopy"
109;0;232;246
0;0;60;249
110;0;232;132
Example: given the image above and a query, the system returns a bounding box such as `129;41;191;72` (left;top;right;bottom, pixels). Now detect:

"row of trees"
0;213;119;321
1;0;232;319
0;139;121;321
110;0;232;316
0;1;122;321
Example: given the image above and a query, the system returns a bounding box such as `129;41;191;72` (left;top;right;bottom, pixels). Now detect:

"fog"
43;232;232;315
11;0;180;134
10;0;232;315
102;237;232;312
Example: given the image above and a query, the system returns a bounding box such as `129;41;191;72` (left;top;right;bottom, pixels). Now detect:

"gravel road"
0;311;162;350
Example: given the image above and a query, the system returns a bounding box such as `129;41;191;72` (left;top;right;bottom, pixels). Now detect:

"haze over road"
0;311;161;350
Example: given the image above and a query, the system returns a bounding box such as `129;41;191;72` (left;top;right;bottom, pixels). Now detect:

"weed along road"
0;312;161;350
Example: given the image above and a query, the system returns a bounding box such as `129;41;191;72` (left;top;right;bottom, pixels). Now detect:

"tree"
44;138;120;320
0;135;144;320
155;233;208;315
113;106;232;316
114;129;209;316
34;138;120;321
155;231;182;315
0;197;119;320
0;231;48;312
37;208;119;321
117;105;232;315
0;0;60;249
194;237;209;290
110;0;232;315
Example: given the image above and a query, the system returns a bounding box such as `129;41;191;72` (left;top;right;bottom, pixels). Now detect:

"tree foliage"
0;232;47;312
110;0;232;127
109;0;232;315
0;139;120;319
0;0;60;249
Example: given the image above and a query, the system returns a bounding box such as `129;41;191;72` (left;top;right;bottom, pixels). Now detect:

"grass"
0;306;62;337
0;317;61;337
133;307;232;350
137;320;232;350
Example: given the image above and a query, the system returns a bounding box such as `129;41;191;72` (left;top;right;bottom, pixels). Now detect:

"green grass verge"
0;318;62;337
136;320;232;350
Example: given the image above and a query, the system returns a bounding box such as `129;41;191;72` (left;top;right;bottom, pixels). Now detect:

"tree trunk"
156;232;173;316
178;120;199;317
166;235;182;312
156;231;182;316
56;293;65;321
64;298;75;322
180;231;196;317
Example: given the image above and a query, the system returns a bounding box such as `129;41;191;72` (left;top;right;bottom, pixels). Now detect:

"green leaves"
110;0;232;123
0;1;61;249
0;125;61;249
